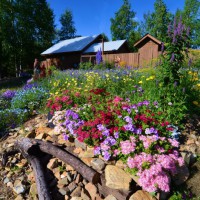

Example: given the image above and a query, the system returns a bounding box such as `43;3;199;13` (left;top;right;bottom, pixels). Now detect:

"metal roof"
83;40;126;54
41;35;100;55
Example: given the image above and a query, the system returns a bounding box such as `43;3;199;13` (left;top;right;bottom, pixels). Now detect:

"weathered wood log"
16;140;52;200
15;137;100;184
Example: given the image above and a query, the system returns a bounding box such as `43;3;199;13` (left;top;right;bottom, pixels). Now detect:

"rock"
91;158;105;171
129;190;157;200
115;160;125;169
71;186;82;197
47;158;58;170
58;177;69;186
73;147;83;154
14;195;24;200
81;188;90;200
79;147;94;158
75;174;83;184
67;182;77;192
85;182;97;200
104;195;117;200
35;127;52;136
172;165;190;185
29;183;38;197
59;188;67;195
81;157;93;166
66;165;74;171
7;181;13;188
13;184;25;194
105;165;132;190
3;177;10;184
35;133;46;140
71;197;83;200
75;139;87;150
61;171;68;178
180;151;196;166
27;171;35;182
186;139;195;145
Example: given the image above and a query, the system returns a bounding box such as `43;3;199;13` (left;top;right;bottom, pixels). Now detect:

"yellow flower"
138;81;143;84
196;83;200;87
193;101;198;105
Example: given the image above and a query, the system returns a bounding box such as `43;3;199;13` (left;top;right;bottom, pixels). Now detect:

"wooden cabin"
134;33;162;66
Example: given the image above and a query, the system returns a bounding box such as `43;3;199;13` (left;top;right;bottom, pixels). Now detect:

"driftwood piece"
16;140;52;200
15;138;100;184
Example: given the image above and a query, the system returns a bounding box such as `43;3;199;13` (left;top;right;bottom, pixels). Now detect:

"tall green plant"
160;16;190;85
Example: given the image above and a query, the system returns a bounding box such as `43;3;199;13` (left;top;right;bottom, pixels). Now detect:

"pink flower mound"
127;152;183;192
139;135;158;149
120;139;136;155
138;164;170;192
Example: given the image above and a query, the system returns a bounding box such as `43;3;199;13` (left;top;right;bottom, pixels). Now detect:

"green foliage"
0;108;29;131
141;0;172;42
11;87;48;113
182;0;200;48
110;0;139;51
0;0;55;78
57;9;76;41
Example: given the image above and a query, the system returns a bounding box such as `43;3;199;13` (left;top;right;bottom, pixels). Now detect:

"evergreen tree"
143;0;171;42
110;0;139;51
58;9;76;41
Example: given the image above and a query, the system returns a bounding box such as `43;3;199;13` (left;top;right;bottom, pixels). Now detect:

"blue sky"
46;0;185;40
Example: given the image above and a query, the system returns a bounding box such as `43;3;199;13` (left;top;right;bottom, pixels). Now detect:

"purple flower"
2;90;16;99
23;83;38;90
114;132;119;139
124;123;135;132
170;53;175;62
103;151;111;161
124;116;132;123
102;129;110;137
161;42;164;53
63;134;69;140
143;100;150;106
94;147;101;155
188;58;192;67
96;49;102;65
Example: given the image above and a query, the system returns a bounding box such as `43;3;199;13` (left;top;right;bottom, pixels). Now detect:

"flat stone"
14;195;24;200
29;183;38;197
75;139;87;150
7;182;13;188
71;186;82;197
67;182;76;192
58;177;69;186
59;188;67;196
115;160;125;169
105;165;132;190
47;158;58;170
129;190;157;200
91;158;105;171
71;197;83;200
27;171;35;182
81;188;90;200
81;157;93;166
79;147;94;158
85;183;97;200
73;147;83;154
104;195;117;200
75;174;83;184
66;165;74;171
13;185;25;194
3;177;10;184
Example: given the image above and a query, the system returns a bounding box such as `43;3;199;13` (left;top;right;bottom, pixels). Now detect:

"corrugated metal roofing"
41;35;99;55
83;40;126;53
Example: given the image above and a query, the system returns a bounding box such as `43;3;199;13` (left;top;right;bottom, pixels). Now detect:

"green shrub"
11;87;48;113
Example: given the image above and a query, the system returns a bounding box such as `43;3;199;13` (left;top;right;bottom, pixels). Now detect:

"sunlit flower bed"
49;87;184;194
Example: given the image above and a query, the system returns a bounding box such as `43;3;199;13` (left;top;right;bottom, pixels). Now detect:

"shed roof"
83;40;126;54
134;33;162;47
41;35;100;55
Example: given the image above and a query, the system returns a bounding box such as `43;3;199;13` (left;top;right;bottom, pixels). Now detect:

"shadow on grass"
0;77;31;90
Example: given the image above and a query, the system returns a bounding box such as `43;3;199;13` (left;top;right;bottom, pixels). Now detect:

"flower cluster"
50;88;184;194
2;90;16;99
